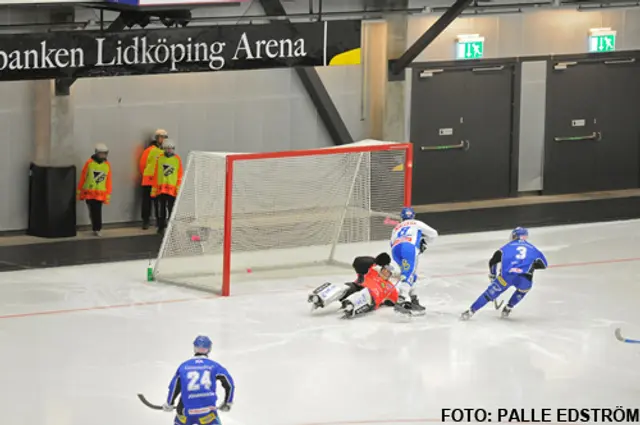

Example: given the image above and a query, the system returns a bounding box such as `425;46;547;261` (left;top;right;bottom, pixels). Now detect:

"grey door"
544;60;640;194
410;65;514;204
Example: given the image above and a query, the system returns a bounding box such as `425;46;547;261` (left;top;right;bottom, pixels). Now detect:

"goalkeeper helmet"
511;227;529;240
193;335;212;354
400;207;415;220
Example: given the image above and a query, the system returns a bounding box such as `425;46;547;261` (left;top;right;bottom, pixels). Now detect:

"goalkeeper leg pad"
341;288;374;318
309;282;349;309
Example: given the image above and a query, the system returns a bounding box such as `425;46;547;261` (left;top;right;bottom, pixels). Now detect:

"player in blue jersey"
163;336;235;425
390;207;439;316
461;227;548;320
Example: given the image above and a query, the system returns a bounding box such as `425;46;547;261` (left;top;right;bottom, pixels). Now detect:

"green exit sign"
589;29;616;52
456;35;484;60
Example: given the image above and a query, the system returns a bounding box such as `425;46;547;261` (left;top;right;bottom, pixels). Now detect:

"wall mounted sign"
0;20;361;82
456;34;484;60
589;28;616;53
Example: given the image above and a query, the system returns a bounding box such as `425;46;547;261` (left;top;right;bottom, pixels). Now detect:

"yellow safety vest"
141;145;164;186
151;154;183;197
77;159;112;203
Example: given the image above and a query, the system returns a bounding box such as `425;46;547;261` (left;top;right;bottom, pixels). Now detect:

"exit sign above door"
589;28;616;53
456;34;484;60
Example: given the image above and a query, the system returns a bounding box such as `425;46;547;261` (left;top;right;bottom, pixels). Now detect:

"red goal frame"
220;142;413;296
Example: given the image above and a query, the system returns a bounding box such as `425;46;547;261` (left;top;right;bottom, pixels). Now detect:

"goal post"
153;140;413;296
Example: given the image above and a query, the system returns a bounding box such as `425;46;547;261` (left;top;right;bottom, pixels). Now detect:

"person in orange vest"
139;129;167;229
77;143;112;237
151;139;183;235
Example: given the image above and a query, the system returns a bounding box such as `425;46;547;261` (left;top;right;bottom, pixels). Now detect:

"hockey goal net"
153;140;413;295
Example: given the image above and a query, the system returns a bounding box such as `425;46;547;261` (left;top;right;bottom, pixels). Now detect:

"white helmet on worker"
94;143;109;153
163;139;176;150
154;129;168;143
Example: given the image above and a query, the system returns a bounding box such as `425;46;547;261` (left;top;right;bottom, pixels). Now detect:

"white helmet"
154;128;168;138
163;139;176;150
94;143;109;153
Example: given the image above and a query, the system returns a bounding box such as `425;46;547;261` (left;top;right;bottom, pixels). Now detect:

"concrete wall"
0;81;34;231
518;61;547;192
0;65;365;231
0;0;369;231
408;8;640;61
71;67;366;227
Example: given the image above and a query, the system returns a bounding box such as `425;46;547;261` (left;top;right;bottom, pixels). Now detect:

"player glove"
488;273;496;282
162;403;175;412
219;403;232;412
419;238;427;254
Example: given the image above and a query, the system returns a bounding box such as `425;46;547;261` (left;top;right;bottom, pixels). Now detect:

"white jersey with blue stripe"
390;219;438;249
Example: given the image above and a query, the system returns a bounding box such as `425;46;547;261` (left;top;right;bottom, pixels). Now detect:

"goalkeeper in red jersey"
308;253;399;318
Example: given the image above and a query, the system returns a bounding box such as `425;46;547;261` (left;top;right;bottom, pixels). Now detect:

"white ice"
2;220;640;425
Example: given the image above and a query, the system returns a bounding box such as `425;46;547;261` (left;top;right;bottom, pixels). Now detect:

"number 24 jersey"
167;356;235;415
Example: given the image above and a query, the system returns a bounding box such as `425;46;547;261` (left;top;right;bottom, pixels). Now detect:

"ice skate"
394;298;414;316
501;306;512;318
410;295;426;316
460;309;474;320
340;300;355;319
308;294;322;311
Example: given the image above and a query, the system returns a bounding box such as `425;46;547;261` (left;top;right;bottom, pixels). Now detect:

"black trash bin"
27;163;76;238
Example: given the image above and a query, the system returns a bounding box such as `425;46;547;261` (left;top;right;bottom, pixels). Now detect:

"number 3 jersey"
167;355;235;416
492;239;548;279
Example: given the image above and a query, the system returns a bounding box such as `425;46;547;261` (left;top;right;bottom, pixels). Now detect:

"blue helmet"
193;335;212;353
400;207;415;221
511;227;529;240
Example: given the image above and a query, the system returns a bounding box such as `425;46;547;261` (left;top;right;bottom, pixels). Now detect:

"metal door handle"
421;140;470;151
472;66;505;72
554;132;601;142
604;58;635;65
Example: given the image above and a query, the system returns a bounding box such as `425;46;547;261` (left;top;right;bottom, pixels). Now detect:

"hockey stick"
494;299;504;310
137;394;171;410
614;328;640;344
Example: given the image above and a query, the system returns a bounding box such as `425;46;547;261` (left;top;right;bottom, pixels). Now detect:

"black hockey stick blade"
137;394;166;410
494;299;504;310
614;328;640;344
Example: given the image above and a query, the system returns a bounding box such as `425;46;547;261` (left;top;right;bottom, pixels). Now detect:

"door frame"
410;58;521;198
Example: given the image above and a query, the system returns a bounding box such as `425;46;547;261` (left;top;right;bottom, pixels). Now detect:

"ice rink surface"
2;220;640;425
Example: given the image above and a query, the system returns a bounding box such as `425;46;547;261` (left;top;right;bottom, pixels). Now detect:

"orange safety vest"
139;144;164;186
77;158;112;204
151;153;183;198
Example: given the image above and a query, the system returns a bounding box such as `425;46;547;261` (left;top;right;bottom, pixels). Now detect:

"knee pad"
482;281;504;301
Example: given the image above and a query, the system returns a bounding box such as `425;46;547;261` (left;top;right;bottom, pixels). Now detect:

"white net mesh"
154;140;409;294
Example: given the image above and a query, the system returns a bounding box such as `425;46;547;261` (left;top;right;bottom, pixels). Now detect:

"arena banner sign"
0;20;361;82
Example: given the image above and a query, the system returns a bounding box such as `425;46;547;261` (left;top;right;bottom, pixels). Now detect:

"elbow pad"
532;259;547;270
